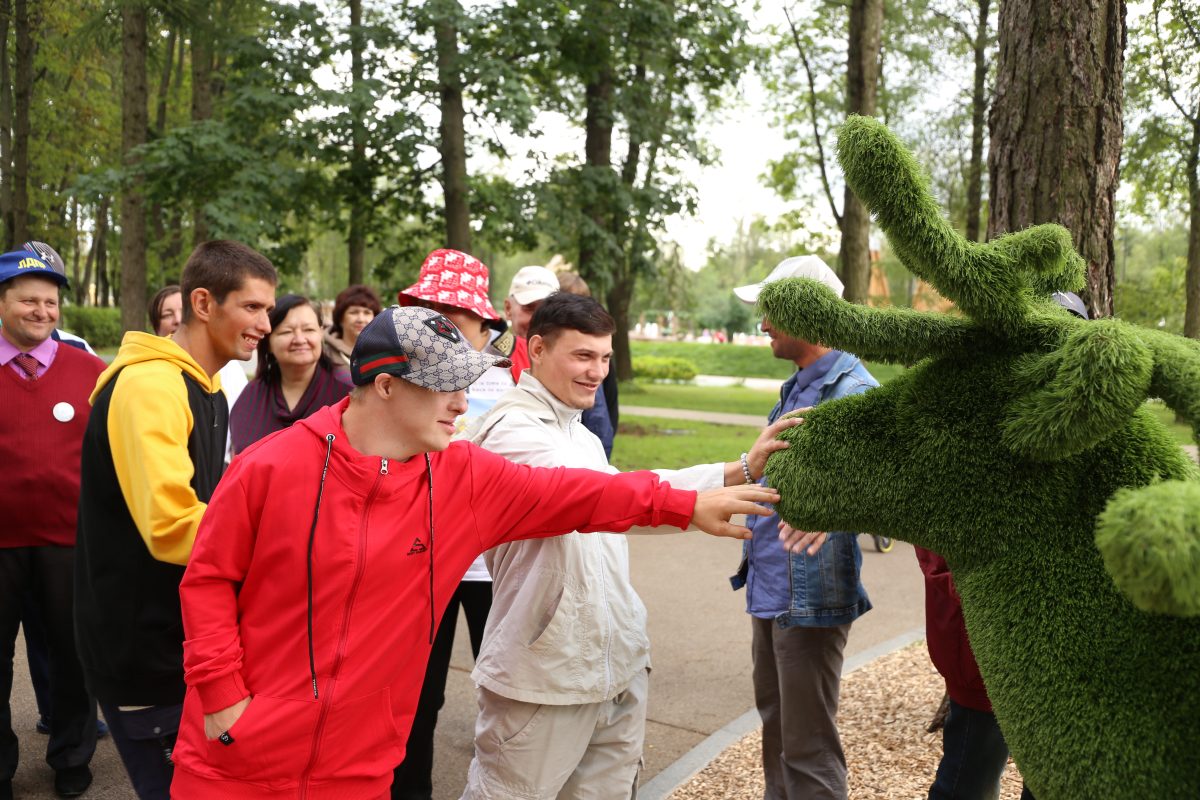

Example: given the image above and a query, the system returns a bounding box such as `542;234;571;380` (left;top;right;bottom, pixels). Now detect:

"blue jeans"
929;698;1035;800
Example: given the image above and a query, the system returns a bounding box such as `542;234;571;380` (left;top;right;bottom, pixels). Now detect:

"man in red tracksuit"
169;305;776;799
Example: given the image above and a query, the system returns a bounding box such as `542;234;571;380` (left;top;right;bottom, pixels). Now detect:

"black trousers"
392;580;492;800
0;545;96;781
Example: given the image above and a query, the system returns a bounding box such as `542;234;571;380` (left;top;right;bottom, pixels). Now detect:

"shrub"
632;355;697;383
60;306;124;349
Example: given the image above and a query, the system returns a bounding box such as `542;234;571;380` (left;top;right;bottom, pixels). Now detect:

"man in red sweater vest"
169;306;778;800
0;248;105;800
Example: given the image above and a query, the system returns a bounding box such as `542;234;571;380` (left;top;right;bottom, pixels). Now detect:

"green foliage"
1123;1;1200;220
630;355;696;383
61;306;124;347
762;117;1200;799
630;340;794;379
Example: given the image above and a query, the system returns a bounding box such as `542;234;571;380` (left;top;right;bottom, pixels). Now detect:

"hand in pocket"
205;696;251;741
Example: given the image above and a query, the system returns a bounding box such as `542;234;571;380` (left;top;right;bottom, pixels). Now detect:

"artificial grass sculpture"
761;116;1200;799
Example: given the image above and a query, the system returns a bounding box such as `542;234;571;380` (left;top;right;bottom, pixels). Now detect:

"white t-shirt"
454;329;517;581
218;359;250;465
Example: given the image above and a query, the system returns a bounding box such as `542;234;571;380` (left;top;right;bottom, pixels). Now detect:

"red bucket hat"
397;249;499;321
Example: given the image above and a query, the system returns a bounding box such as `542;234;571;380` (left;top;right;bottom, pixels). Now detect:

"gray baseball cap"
349;305;511;390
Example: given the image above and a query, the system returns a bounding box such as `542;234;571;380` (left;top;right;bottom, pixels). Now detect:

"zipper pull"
380;458;389;475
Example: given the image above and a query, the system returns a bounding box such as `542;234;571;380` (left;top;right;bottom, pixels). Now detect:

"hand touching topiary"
760;116;1200;799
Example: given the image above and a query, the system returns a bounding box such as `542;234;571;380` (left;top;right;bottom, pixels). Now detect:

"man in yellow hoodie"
74;240;276;800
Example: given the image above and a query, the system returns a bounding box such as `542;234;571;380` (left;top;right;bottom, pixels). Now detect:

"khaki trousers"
461;669;648;800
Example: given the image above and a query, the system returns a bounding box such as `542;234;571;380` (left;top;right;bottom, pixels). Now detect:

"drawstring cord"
425;453;435;644
306;433;335;699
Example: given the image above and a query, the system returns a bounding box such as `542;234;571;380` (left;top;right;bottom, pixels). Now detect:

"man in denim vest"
730;256;876;800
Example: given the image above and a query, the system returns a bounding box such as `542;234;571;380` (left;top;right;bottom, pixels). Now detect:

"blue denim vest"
730;351;878;628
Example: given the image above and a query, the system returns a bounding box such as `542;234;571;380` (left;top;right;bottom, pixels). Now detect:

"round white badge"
52;402;75;423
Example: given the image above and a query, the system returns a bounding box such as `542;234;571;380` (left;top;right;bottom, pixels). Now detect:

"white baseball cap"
733;255;844;305
508;266;559;305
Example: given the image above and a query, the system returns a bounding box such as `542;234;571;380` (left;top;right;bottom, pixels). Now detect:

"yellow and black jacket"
75;332;228;707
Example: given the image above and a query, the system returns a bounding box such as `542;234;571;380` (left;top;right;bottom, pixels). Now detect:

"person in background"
391;249;517;800
555;271;619;458
913;291;1088;800
7;242;106;746
148;286;184;339
0;247;104;800
732;256;876;800
324;284;382;370
502;266;617;458
229;294;351;455
75;241;276;800
150;284;248;463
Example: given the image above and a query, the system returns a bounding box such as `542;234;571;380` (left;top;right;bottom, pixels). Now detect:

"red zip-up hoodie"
171;398;696;799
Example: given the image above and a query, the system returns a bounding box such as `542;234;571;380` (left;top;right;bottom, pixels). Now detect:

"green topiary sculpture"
761;116;1200;799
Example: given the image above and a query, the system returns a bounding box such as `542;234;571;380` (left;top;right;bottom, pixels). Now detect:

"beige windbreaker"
462;372;723;705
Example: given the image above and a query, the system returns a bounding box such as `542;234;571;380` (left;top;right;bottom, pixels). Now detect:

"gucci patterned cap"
350;305;511;390
397;248;500;321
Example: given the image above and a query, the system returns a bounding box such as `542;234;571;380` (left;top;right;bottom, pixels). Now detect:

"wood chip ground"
668;643;1025;799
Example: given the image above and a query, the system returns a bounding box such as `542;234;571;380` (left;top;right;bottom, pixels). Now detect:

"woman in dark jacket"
229;294;351;455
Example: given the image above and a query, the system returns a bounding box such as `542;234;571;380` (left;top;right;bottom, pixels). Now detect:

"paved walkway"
625;405;763;427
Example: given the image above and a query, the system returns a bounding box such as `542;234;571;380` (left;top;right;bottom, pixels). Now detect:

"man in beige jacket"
460;293;798;799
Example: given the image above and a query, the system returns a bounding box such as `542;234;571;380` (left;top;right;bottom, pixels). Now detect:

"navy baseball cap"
0;248;69;288
350;305;510;390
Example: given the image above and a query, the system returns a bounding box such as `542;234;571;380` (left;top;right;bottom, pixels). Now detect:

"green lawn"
616;384;1196;448
620;382;780;416
610;415;763;471
628;339;908;385
1145;400;1198;446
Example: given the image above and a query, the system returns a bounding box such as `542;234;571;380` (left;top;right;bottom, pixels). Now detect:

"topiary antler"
835;115;1085;338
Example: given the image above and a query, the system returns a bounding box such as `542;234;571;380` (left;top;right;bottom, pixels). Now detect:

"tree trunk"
606;275;633;382
191;14;212;245
69;196;79;285
840;0;884;304
1185;118;1200;340
11;0;35;245
151;28;176;265
347;0;366;285
155;27;175;136
578;64;614;284
0;0;12;249
965;0;991;243
987;0;1125;318
95;200;110;306
436;5;471;252
120;4;148;333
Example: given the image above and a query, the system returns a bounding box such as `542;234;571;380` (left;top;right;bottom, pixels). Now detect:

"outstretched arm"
758;277;979;364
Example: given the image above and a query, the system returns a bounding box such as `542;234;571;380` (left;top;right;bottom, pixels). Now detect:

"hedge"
60;306;124;349
631;355;697;383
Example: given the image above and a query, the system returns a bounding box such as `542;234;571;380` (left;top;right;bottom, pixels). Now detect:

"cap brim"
0;269;68;288
733;284;760;306
510;286;556;305
401;349;512;392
